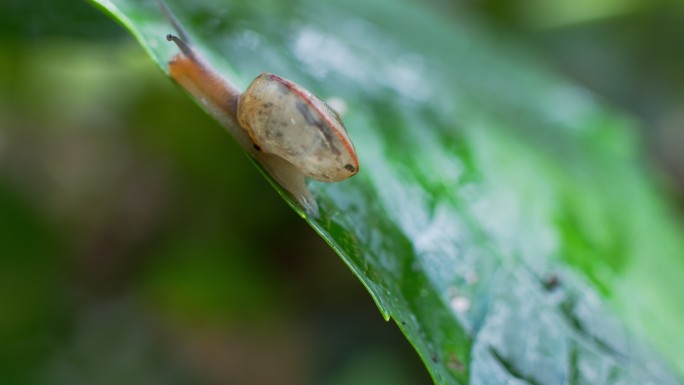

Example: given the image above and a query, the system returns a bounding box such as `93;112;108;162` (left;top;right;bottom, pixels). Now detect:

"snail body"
158;0;358;216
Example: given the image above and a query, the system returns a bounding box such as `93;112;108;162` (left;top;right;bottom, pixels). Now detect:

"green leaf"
88;0;684;383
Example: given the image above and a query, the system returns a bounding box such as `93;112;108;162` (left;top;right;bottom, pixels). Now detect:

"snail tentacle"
166;34;196;60
157;0;192;43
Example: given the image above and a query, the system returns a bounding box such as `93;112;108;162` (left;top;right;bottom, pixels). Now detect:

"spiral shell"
237;73;359;182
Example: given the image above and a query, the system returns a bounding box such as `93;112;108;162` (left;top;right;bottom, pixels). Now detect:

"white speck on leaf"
450;295;471;314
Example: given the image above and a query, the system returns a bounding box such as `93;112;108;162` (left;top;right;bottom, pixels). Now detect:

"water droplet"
450;295;470;313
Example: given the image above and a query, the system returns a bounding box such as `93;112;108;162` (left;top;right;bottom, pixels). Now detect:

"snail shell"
238;73;358;182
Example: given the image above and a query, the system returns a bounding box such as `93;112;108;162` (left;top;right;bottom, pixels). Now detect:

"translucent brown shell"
237;73;359;182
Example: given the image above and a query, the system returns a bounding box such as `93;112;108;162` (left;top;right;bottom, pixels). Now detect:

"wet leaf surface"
88;0;684;383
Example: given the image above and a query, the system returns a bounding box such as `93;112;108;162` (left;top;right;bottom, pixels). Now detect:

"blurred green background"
0;0;683;384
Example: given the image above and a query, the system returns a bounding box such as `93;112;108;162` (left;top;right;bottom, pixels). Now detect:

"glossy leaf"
88;0;684;383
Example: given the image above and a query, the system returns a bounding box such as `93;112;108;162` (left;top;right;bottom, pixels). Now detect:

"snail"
157;0;359;217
